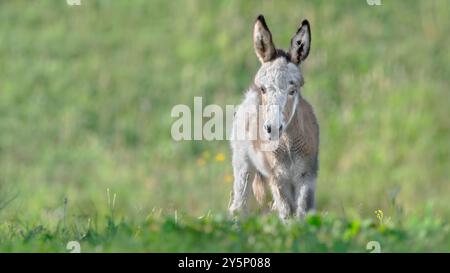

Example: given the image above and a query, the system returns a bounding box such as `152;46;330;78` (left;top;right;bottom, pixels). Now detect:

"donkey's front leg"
295;176;316;219
229;157;255;216
269;178;294;221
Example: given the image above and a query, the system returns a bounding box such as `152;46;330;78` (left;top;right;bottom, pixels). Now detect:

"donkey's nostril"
279;125;283;132
265;124;271;134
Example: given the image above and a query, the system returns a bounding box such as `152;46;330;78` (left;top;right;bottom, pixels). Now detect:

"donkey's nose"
264;124;271;134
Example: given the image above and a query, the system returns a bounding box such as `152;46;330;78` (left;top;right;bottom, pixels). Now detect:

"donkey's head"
253;15;311;140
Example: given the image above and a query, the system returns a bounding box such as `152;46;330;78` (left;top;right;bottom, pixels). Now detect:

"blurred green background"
0;0;449;251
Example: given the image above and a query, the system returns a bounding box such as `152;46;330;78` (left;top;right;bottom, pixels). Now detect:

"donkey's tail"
252;172;266;206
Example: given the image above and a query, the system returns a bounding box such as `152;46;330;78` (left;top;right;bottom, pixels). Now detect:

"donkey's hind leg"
229;153;255;216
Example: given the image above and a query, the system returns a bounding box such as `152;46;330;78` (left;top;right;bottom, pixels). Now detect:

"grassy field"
0;0;449;252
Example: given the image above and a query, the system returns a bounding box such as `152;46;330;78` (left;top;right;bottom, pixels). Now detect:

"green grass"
1;210;449;252
0;0;449;252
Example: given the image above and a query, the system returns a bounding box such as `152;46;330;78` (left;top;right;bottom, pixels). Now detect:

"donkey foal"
229;15;319;221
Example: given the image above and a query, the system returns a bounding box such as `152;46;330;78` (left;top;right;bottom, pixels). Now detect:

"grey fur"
229;15;318;221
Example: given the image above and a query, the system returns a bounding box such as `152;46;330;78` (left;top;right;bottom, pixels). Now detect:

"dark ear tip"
256;14;265;22
256;14;269;31
301;19;310;27
256;14;269;30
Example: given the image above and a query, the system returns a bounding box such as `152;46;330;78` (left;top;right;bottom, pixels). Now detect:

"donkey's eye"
260;86;266;94
288;81;297;95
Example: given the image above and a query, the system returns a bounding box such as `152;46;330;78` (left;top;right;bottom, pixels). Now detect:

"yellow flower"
197;158;206;166
375;209;384;223
224;175;233;183
215;153;225;162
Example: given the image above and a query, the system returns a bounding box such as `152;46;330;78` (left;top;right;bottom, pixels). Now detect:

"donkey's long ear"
253;15;276;63
289;20;311;65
